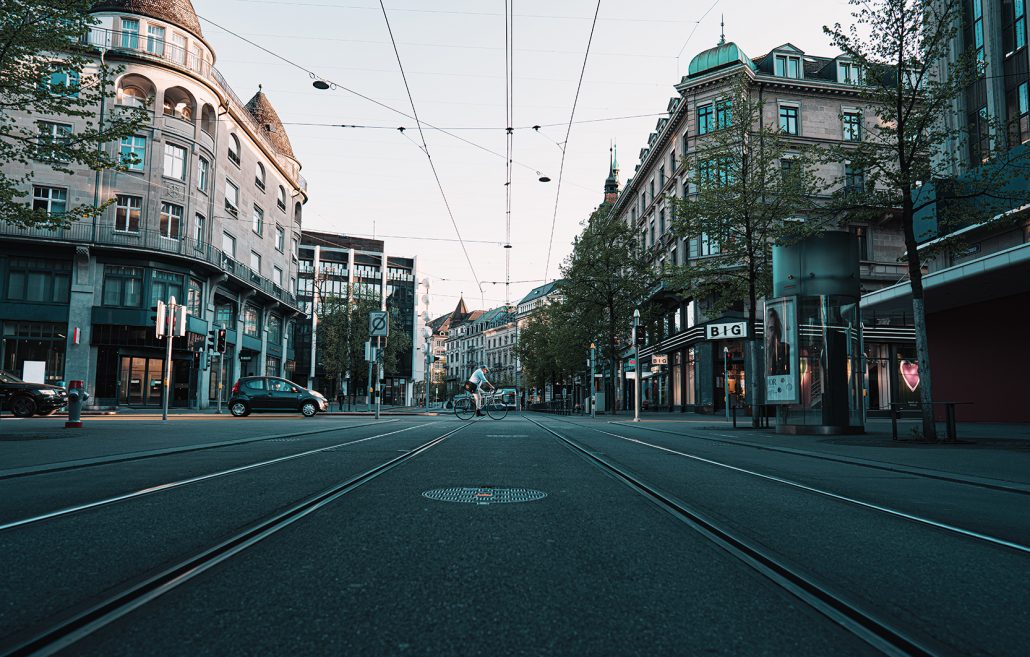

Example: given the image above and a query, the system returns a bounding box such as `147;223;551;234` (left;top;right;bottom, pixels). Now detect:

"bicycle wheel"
454;397;476;421
486;397;508;420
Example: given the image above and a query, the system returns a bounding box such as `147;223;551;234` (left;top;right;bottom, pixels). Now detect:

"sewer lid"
423;487;546;505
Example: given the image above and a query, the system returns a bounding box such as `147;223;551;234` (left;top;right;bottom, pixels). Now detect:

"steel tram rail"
524;414;942;657
0;422;468;657
0;422;422;532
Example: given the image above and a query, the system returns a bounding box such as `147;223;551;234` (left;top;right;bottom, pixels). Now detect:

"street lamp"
724;346;730;420
589;341;596;420
422;325;433;412
633;309;641;422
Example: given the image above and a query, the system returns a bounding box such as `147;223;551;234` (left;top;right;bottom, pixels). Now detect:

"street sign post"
369;311;389;337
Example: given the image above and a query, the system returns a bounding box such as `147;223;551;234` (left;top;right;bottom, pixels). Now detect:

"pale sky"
194;0;857;318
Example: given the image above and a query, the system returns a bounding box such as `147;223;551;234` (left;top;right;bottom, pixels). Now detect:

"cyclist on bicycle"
464;365;494;417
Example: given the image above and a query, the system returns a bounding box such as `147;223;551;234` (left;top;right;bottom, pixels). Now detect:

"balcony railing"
0;219;300;309
82;27;307;194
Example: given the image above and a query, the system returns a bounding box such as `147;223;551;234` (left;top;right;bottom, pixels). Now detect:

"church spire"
719;14;726;46
603;141;620;204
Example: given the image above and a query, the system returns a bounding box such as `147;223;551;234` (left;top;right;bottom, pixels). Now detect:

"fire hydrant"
65;380;85;429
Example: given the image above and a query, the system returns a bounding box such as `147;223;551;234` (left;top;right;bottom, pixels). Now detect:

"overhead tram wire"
280;111;669;131
542;0;602;283
504;0;515;307
376;0;484;307
197;14;552;184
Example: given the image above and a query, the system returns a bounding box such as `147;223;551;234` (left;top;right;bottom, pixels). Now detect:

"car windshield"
0;370;23;384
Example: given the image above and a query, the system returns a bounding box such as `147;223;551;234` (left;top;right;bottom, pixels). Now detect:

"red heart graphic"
900;360;920;392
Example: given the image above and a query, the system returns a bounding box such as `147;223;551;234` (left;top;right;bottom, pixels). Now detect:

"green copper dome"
687;41;756;78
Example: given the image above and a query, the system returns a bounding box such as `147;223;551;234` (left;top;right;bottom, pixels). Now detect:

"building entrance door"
118;356;168;406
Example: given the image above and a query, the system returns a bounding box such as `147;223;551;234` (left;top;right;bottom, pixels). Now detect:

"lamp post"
724;346;731;420
633;309;641;422
590;341;596;419
422;325;432;413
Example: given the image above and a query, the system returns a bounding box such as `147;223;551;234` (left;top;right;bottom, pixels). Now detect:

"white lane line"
0;424;425;532
589;426;1030;555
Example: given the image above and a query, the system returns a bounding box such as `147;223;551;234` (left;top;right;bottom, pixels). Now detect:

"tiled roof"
91;1;203;40
518;280;561;305
245;89;296;159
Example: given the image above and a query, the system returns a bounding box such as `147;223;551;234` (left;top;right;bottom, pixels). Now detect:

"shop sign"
652;354;668;365
239;354;253;362
706;322;747;340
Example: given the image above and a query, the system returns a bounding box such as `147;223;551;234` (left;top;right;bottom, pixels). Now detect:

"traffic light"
192;351;201;368
216;328;227;353
151;301;167;339
207;329;216;351
635;331;646;347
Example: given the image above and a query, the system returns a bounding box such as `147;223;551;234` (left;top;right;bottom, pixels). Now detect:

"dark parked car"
228;376;328;417
0;370;68;418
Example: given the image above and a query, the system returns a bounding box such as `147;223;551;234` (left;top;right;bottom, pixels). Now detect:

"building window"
291;237;298;257
228;134;241;166
973;0;985;74
277;185;287;211
215;300;236;329
255;162;266;190
36;121;71;163
5;258;71;303
659;209;666;235
268;315;282;344
250;250;261;273
170;32;187;66
102;265;143;307
969;105;990;162
716;99;732;129
32;185;67;215
151;270;184;306
275;225;285;252
222;232;236;258
252;205;264;236
159;202;183;239
1017;0;1028;51
697;104;714;135
120;135;146;171
844;163;865;194
225;179;239;216
243;305;260;338
850;225;871;260
187;278;203;315
43;70;79;97
197;156;209;192
163;143;187;180
117;85;147;108
193;213;205;248
649;179;655;202
119;18;139;49
774;54;801;79
838;61;862;84
115;195;142;233
146;24;165;56
1014;82;1030;144
778;105;799;135
273;266;283;287
659;165;666;188
842;111;862;141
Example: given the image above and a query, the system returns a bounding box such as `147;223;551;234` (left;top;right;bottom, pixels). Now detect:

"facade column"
65;247;97;398
258;306;270;376
308;245;320;389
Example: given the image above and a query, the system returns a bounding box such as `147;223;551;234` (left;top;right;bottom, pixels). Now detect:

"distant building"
295;231;418;405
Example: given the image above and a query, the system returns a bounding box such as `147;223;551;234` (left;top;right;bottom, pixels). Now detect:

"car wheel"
229;401;250;417
300;401;318;417
9;396;36;418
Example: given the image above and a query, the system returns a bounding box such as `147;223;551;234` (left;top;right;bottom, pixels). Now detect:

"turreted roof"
687;41;756;79
91;1;203;40
244;88;296;159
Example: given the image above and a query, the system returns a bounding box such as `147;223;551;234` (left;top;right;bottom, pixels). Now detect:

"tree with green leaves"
1;1;148;227
558;201;657;413
515;300;593;393
669;73;826;422
824;0;1030;439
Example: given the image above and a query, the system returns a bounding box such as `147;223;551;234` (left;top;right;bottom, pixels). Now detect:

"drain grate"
423;487;546;505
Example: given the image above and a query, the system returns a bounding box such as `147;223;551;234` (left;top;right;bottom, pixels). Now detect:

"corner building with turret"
0;1;308;409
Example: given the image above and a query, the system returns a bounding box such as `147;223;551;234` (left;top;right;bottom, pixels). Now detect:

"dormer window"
774;54;801;79
838;61;862;85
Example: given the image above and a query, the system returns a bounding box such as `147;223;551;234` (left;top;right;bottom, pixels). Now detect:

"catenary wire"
542;0;602;283
376;0;484;306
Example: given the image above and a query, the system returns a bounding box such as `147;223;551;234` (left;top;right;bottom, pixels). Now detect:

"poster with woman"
764;297;798;404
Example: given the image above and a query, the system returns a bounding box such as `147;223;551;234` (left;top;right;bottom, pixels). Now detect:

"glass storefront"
1;322;67;385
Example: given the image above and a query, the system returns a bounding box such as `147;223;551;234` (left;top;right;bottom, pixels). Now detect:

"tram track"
0;419;401;481
0;422;422;532
0;421;468;657
540;415;1030;555
525;414;947;657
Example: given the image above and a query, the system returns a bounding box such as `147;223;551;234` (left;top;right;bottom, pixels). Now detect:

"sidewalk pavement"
541;411;1030;489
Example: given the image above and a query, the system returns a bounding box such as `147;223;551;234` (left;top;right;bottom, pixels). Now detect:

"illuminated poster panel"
764;297;799;404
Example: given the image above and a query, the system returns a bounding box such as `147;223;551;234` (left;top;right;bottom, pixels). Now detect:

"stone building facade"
0;1;306;408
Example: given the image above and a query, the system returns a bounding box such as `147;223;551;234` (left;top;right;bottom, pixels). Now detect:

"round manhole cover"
423;487;546;505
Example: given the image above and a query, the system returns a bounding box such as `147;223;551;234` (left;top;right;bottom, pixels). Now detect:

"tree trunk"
901;203;937;440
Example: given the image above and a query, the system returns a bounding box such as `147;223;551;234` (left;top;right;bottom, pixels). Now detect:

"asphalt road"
0;413;1026;656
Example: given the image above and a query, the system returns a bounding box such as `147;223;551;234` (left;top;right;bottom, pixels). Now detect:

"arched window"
162;86;195;121
277;185;287;211
116;74;154;108
294;201;302;224
119;86;147;107
255;162;266;190
200;104;216;135
228;134;240;166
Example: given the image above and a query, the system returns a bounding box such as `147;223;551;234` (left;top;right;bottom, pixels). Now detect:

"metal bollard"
731;401;737;428
890;403;899;440
65;380;84;429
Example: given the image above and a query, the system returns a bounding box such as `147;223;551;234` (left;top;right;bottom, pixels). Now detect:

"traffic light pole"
216;353;223;414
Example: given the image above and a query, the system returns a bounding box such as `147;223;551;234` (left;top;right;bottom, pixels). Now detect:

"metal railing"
0;219;300;309
82;27;307;193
